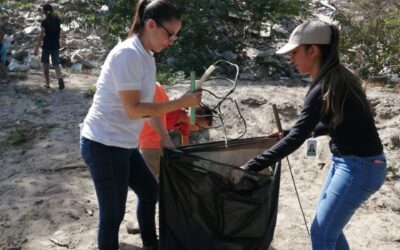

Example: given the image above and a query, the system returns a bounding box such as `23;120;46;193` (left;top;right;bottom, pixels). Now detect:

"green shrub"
156;70;186;86
83;85;97;98
6;126;29;146
0;126;30;154
12;72;28;80
33;97;46;109
4;1;33;11
81;0;305;76
334;0;400;78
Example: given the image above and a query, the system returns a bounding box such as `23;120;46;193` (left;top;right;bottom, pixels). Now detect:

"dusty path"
0;73;399;249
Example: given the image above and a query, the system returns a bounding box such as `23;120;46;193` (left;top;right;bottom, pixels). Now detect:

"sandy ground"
0;71;399;250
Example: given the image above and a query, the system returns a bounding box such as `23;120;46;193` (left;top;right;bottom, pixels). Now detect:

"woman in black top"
243;21;386;250
34;3;64;90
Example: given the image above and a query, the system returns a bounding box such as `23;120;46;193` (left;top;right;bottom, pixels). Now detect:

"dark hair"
129;0;180;37
43;3;53;14
305;24;369;128
42;3;58;33
195;106;213;126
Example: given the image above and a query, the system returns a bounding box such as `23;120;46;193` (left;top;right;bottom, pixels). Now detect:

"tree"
83;0;305;75
334;0;400;78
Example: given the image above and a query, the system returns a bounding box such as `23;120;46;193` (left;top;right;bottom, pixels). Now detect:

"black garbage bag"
160;137;281;250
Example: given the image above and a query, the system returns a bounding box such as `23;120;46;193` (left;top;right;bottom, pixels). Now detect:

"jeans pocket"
80;137;112;183
363;161;386;193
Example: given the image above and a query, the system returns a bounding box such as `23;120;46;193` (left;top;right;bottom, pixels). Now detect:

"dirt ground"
0;71;399;250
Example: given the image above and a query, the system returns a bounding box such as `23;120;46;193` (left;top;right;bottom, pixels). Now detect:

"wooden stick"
272;104;283;132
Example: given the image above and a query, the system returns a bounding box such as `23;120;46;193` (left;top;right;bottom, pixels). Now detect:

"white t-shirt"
81;36;156;149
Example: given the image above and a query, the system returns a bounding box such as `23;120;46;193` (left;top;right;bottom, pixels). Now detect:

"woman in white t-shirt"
80;1;201;249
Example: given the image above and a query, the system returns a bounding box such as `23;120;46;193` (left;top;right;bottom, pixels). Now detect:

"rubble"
1;1;108;73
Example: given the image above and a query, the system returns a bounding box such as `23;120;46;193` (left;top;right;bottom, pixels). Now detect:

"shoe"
43;84;50;88
142;241;159;250
58;78;65;90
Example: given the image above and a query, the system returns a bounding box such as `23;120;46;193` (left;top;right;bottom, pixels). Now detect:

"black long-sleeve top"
244;81;383;172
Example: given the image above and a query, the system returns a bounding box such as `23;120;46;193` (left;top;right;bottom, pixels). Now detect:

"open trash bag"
160;137;281;250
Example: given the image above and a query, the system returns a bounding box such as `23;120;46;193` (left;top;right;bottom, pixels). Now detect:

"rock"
59;55;72;67
389;74;400;84
271;72;281;81
29;55;41;70
223;50;237;62
71;63;82;73
256;65;269;79
272;24;289;35
243;47;263;59
240;97;267;107
12;49;29;62
368;75;389;84
23;26;40;35
71;51;96;68
8;59;30;72
239;72;255;80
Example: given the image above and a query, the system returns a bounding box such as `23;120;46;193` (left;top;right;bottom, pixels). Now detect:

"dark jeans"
80;137;158;250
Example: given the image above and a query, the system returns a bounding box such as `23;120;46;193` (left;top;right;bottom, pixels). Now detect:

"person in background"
127;82;211;235
79;1;201;249
139;82;213;181
165;104;212;145
34;3;64;90
0;29;11;84
242;21;386;250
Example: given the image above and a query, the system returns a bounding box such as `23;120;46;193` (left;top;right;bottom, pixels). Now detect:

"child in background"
0;30;11;84
166;105;212;145
34;3;64;90
139;82;213;180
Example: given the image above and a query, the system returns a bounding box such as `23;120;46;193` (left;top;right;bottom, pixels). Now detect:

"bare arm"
34;29;45;56
148;116;175;149
119;90;201;119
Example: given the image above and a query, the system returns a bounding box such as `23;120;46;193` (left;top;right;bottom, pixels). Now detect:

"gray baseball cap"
276;21;332;55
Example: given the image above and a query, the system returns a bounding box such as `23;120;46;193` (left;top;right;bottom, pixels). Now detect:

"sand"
0;72;399;250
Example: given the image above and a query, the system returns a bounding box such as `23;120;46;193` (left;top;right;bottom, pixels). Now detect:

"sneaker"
58;78;65;90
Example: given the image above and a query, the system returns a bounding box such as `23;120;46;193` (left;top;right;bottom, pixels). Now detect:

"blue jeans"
80;137;158;250
310;154;386;250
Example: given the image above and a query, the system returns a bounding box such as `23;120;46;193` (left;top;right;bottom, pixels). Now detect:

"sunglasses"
155;20;178;42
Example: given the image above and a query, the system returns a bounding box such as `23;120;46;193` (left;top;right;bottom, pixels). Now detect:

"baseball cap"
276;21;332;55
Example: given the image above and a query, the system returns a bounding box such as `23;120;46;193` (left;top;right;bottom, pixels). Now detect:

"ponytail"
130;0;149;35
129;0;180;37
309;24;369;127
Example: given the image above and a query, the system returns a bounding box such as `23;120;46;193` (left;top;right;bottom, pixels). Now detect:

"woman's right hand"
266;130;283;139
179;90;202;107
